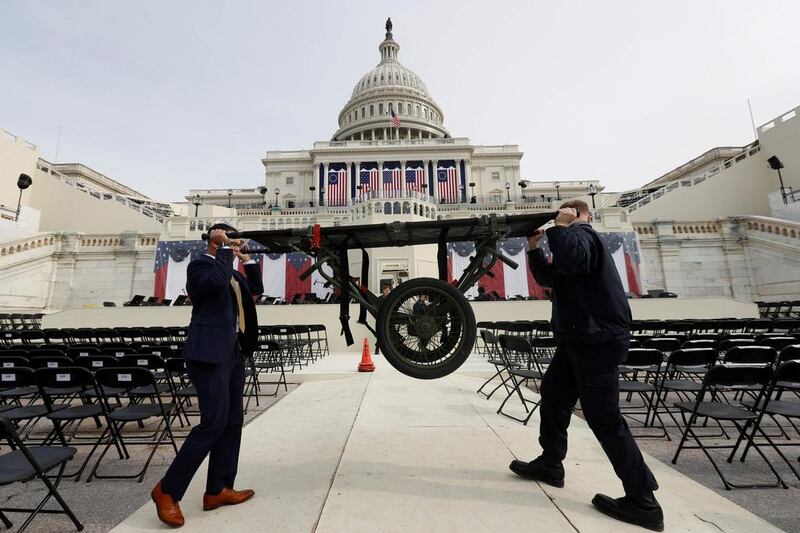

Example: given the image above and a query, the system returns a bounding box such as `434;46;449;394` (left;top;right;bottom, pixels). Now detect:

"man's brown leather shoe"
151;481;184;528
203;487;255;511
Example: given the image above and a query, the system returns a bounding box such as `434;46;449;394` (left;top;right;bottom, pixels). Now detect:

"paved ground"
3;351;796;532
114;352;784;533
0;383;297;533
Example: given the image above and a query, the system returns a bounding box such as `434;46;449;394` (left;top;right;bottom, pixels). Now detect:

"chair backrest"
29;348;66;359
773;360;800;390
34;366;94;392
718;338;756;352
74;355;118;371
0;355;30;369
623;348;663;368
0;366;34;388
667;348;719;369
644;337;682;353
703;364;772;391
778;345;800;363
101;346;136;358
118;354;166;371
758;337;798;351
94;366;155;391
67;346;102;359
723;345;777;366
138;346;175;359
498;334;533;355
30;355;74;369
682;339;718;350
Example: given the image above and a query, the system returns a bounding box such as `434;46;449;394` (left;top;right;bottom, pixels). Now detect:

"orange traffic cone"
358;338;375;372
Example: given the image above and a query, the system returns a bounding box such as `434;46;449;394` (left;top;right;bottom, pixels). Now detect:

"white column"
354;162;361;205
401;160;407;197
322;163;329;207
432;159;438;203
378;161;384;199
455;160;462;204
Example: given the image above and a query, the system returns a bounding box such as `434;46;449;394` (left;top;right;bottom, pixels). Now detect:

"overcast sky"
2;1;799;201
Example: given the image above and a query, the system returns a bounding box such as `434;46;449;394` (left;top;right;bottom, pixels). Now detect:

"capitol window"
286;176;294;185
361;107;365;118
491;172;500;181
370;105;374;116
415;105;420;116
398;102;404;114
379;103;384;115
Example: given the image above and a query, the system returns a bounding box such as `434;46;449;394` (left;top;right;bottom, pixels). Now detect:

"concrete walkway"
113;353;783;532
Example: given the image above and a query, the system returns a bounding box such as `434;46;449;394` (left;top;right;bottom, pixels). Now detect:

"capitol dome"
333;19;449;141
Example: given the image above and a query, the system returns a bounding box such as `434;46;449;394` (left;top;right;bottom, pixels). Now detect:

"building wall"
0;129;40;212
0;232;158;310
635;216;800;301
28;167;164;234
758;105;800;193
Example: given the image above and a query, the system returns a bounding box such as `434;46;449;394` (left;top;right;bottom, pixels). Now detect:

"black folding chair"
651;348;718;435
476;330;517;399
618;348;667;438
672;364;787;489
250;341;288;402
496;335;543;425
737;360;800;481
34;367;119;481
0;415;83;532
87;367;178;482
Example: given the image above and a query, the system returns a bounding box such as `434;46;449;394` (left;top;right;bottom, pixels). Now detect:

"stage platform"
112;352;779;533
45;297;758;353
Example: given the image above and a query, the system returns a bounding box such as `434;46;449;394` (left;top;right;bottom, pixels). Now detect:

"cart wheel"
376;277;476;379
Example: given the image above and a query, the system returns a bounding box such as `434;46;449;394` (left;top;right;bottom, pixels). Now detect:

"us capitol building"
0;19;798;310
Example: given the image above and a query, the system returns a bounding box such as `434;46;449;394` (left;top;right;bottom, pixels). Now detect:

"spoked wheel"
376;277;476;379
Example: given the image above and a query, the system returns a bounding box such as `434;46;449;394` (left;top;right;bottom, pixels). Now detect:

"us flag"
390;108;401;128
359;166;379;200
327;167;348;206
383;164;402;196
437;165;458;203
405;166;425;193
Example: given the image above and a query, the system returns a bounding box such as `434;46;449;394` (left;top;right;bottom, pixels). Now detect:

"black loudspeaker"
17;174;32;189
767;156;784;170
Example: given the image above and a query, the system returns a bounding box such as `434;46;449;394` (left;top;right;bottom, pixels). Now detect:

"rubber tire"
376;277;476;380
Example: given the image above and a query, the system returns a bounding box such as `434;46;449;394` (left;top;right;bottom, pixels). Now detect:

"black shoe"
591;493;664;532
508;456;565;488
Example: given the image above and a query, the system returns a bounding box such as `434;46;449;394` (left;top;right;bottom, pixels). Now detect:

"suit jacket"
183;248;264;363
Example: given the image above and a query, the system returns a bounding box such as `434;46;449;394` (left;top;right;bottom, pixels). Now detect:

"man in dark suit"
151;223;263;528
509;200;663;531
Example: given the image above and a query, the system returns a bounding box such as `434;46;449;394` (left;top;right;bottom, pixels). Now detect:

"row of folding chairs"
1;326;188;346
757;300;800;319
631;317;800;336
617;344;800;489
0;313;43;331
476;331;800;490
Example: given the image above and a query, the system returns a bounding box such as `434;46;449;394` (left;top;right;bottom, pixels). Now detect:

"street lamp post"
15;174;32;222
309;186;316;207
518;180;527;201
460;184;466;203
274;187;280;208
192;193;202;217
468;181;475;203
554;181;561;200
588;183;598;208
421;183;428;201
505;182;511;202
227;189;233;208
319;185;325;207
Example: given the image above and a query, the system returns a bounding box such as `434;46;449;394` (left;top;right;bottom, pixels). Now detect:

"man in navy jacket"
151;223;263;528
509;200;663;532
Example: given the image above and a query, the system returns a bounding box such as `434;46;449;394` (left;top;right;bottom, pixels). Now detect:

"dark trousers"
538;338;658;496
161;348;245;501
